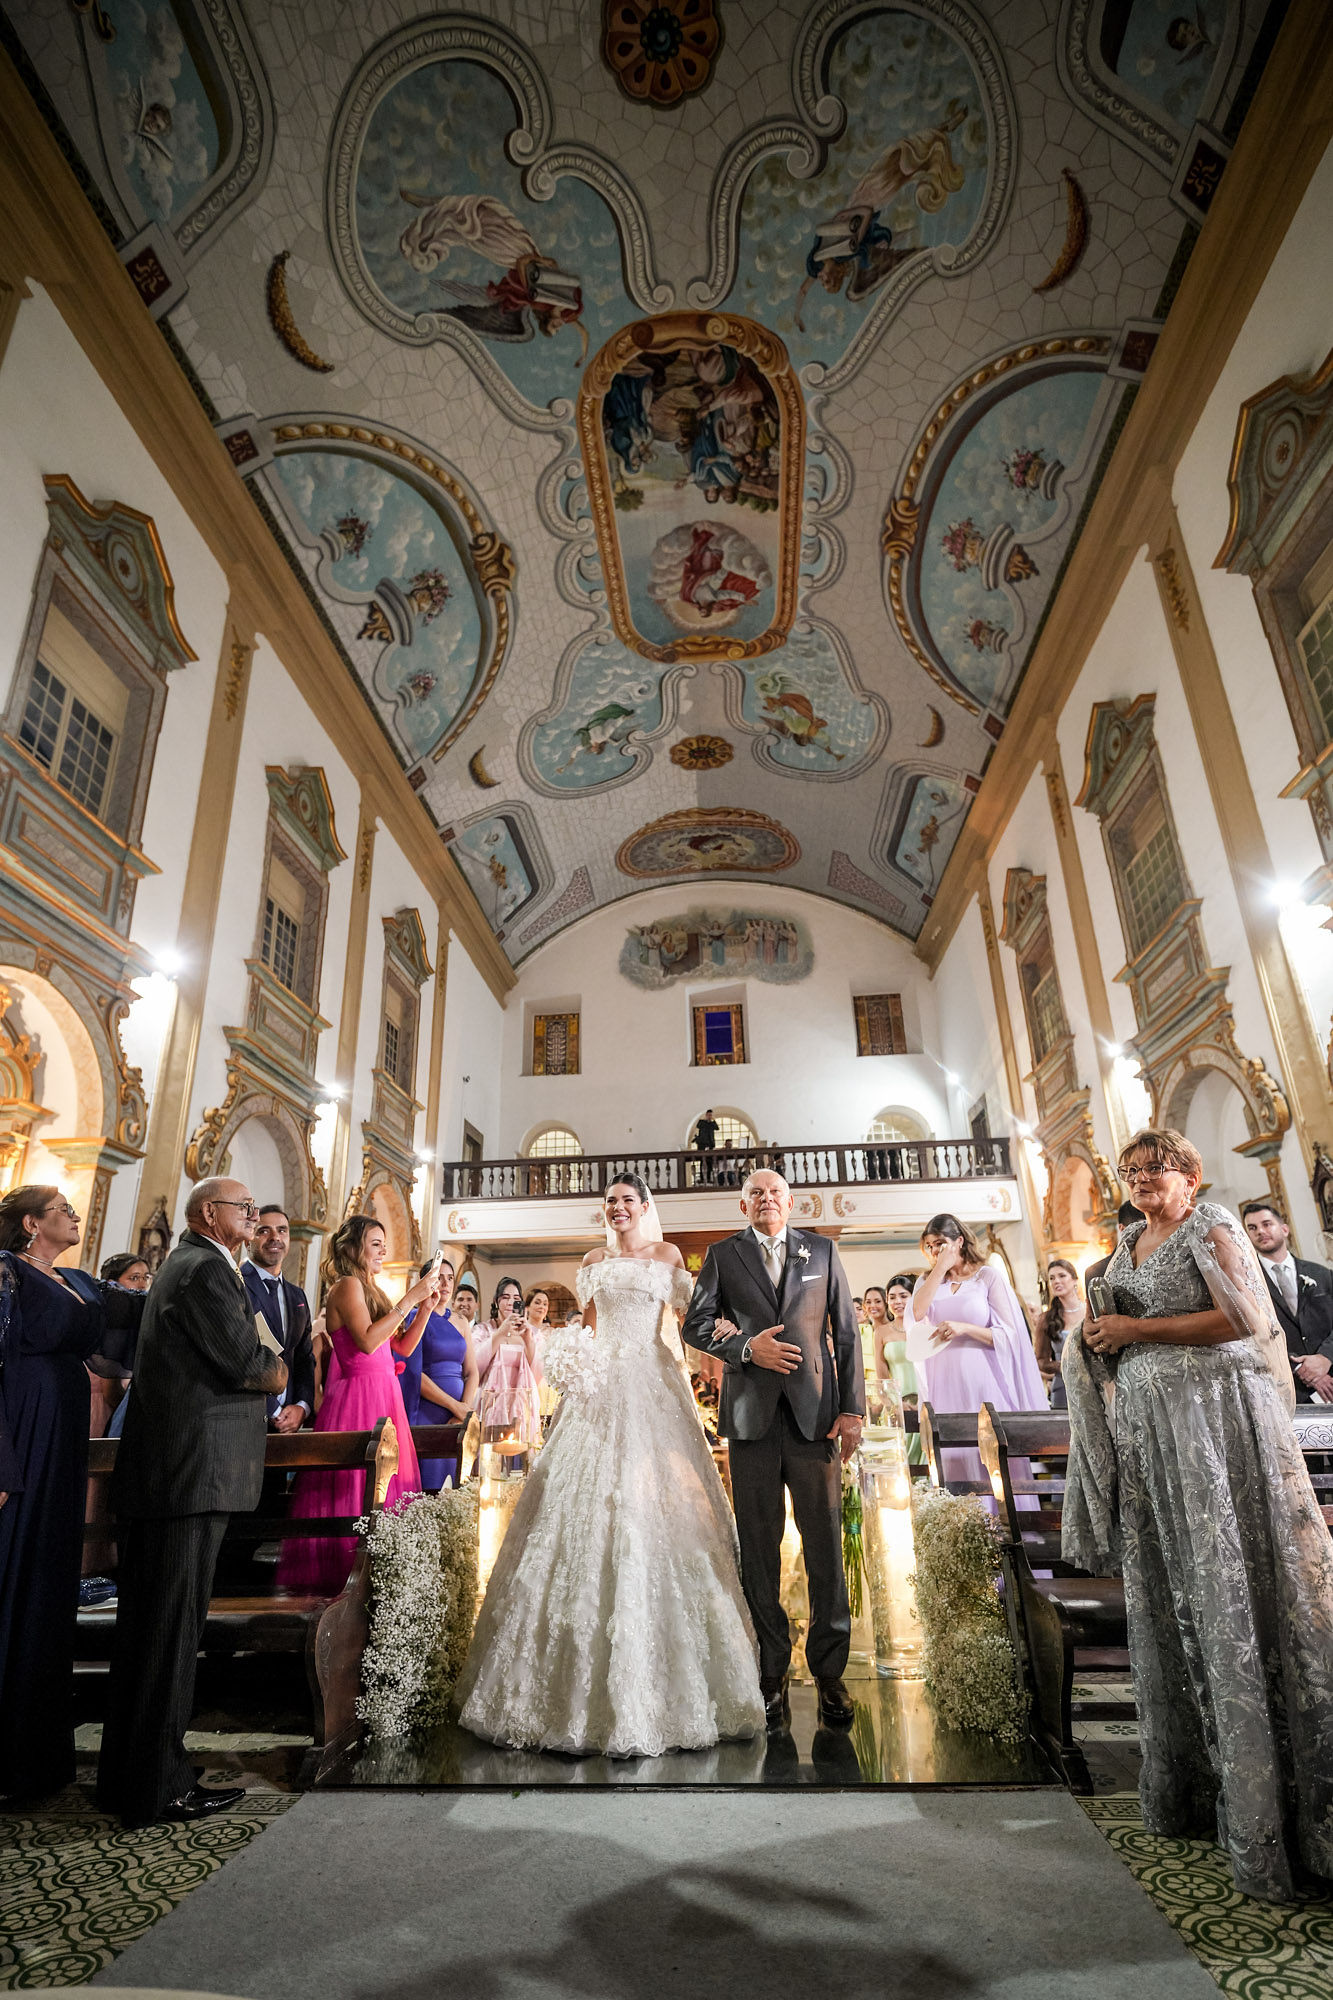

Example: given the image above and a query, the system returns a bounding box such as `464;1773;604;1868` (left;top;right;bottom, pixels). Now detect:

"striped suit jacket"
112;1230;287;1519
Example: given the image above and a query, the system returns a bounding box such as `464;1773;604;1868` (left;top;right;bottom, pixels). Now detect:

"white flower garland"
357;1485;479;1739
910;1486;1029;1743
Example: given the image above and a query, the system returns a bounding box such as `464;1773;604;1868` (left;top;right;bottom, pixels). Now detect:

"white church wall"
182;632;360;1153
1174;138;1333;883
1056;557;1319;1243
932;896;1040;1296
0;286;227;963
439;938;506;1166
1173;137;1333;1046
933;897;1008;1137
496;883;950;1160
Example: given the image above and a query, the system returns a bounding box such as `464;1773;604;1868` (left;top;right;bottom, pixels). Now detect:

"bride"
454;1173;764;1756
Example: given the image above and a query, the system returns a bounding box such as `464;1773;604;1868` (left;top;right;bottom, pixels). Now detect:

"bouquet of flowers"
541;1321;608;1406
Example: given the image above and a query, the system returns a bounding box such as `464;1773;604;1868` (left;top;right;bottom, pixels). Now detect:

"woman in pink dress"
904;1212;1048;1506
277;1217;440;1594
473;1274;543;1449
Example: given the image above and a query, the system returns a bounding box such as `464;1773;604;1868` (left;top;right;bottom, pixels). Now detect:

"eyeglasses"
42;1201;80;1221
1121;1160;1170;1184
212;1199;260;1218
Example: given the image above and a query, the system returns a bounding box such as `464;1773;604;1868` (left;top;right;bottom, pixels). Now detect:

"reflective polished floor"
316;1670;1057;1790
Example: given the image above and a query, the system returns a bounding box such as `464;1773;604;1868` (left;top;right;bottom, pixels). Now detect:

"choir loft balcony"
438;1138;1021;1247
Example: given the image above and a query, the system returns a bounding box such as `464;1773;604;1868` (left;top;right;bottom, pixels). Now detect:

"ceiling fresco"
3;0;1283;959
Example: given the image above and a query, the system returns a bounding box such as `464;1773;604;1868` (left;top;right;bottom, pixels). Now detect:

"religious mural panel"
883;344;1115;718
71;0;272;265
619;908;813;989
887;774;972;901
616;808;800;878
731;9;992;378
577;312;804;663
1099;0;1228;130
267;448;491;766
448;813;539;933
335;40;634;415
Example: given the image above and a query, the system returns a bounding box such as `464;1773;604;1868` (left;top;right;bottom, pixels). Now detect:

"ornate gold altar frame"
577;311;805;664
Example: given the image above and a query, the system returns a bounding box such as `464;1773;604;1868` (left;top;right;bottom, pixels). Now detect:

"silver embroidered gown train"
454;1256;764;1757
1063;1202;1333;1901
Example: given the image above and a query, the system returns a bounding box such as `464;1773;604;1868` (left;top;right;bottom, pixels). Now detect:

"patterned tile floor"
5;1723;1333;1996
0;1780;294;1989
1082;1798;1333;2000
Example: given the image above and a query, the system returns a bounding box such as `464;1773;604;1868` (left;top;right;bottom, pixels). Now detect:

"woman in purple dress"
904;1212;1047;1502
397;1256;477;1489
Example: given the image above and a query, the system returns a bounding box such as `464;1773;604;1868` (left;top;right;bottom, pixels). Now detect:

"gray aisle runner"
95;1790;1219;2000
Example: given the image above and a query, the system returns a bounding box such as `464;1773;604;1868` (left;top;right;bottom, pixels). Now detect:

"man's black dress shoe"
816;1676;855;1727
161;1784;245;1823
759;1675;790;1734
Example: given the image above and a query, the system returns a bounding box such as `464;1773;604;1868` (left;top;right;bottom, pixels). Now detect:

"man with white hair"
97;1176;287;1827
682;1170;864;1734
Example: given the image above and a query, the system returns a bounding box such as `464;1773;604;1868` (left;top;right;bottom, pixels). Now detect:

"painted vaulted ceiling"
3;0;1281;960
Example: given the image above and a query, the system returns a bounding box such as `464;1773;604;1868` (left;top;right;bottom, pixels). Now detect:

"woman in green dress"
866;1278;923;1463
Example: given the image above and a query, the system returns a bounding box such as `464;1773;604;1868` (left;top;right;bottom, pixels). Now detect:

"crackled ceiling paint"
7;0;1282;959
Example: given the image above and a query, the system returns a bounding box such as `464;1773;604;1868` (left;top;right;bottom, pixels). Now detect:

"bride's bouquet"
541;1321;608;1406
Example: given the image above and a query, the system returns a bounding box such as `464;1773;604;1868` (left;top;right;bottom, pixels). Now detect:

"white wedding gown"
455;1256;764;1756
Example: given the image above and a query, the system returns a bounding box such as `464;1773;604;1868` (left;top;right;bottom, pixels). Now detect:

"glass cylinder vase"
859;1381;924;1680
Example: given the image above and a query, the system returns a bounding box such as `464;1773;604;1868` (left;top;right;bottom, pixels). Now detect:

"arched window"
524;1124;582;1159
866;1107;929;1145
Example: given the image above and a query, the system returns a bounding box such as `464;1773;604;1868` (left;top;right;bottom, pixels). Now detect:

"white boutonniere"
796;1244;811;1265
1301;1273;1317;1291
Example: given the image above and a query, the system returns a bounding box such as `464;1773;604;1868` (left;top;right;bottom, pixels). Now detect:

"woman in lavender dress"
904;1212;1048;1499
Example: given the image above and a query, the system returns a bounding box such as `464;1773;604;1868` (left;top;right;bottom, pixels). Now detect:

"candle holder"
858;1380;924;1681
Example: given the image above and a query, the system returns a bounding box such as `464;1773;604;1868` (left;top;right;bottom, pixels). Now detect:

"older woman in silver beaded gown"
1063;1129;1333;1903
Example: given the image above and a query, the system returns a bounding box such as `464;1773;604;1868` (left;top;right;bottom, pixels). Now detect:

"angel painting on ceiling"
753;670;845;761
794;101;968;331
398;191;588;361
734;12;989;375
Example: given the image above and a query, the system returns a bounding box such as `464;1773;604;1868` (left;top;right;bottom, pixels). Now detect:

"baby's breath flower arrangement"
910;1486;1028;1743
356;1485;479;1739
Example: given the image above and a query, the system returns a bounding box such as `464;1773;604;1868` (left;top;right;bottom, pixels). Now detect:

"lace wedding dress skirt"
454;1257;764;1756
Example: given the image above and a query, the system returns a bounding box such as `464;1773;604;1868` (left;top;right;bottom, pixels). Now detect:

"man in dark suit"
242;1204;314;1431
97;1176;287;1827
1242;1199;1333;1403
681;1170;864;1733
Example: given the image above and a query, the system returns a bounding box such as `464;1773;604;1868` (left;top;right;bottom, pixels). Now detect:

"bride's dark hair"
604;1171;651;1205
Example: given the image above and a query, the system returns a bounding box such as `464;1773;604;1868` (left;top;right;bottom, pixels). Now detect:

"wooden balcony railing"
439;1137;1012;1203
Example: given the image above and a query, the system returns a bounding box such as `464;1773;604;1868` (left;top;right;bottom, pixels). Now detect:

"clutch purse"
1086;1275;1116;1321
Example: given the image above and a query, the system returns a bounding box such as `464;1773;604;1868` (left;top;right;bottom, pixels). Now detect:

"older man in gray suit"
681;1170;864;1734
97;1176;286;1827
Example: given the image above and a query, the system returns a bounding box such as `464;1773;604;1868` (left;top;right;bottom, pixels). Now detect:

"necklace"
19;1246;63;1277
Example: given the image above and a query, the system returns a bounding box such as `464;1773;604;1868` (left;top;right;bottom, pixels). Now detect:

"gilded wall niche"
1077;695;1290;1212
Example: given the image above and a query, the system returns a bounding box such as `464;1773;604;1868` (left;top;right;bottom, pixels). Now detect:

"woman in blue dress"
0;1185;141;1799
396;1256;477;1489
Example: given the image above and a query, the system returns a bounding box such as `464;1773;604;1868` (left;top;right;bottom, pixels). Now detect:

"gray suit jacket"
681;1228;865;1442
112;1231;287;1519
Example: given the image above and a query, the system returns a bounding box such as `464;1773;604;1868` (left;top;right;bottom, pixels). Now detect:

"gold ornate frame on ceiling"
577;311;805;664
